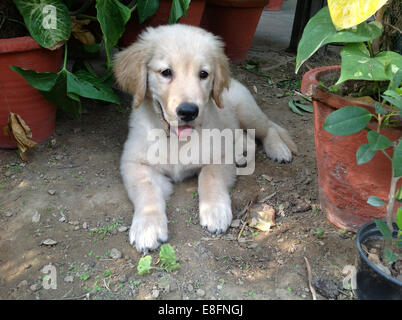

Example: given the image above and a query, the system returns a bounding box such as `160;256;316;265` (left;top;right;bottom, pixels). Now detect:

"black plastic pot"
355;221;402;300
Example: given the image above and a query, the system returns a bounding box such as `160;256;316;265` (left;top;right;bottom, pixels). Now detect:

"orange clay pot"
264;0;284;11
0;36;62;148
200;0;269;62
301;65;402;232
119;0;206;47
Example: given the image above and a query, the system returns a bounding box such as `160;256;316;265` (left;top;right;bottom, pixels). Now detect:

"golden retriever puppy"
114;24;297;253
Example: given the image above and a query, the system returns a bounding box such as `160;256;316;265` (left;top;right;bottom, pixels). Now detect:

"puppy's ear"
114;41;148;108
212;49;230;109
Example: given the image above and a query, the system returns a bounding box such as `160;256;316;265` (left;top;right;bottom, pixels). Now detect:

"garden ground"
0;3;358;300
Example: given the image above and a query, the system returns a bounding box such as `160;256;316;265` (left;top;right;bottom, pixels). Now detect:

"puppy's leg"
198;164;236;233
121;162;173;253
230;81;297;163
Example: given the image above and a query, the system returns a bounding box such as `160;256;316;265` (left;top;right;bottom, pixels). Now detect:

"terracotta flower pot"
264;0;284;11
200;0;269;62
301;65;402;232
119;0;206;47
0;36;62;149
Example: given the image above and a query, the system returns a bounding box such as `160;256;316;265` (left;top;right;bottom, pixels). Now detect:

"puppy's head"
114;24;230;138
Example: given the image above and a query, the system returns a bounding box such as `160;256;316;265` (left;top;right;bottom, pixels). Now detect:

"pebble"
41;239;58;246
74;226;80;231
82;222;88;229
17;280;28;288
118;226;128;233
64;276;74;283
110;248;122;259
69;220;79;226
230;219;241;228
48;190;56;196
5;212;13;217
30;284;41;292
118;275;127;283
217;285;223;290
187;284;194;292
196;289;206;297
32;211;41;223
152;289;160;298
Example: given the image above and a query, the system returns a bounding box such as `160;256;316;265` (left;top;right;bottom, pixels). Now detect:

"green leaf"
10;66;58;91
159;244;179;272
137;255;152;275
396;208;402;229
13;0;71;49
82;43;102;53
96;0;131;68
294;101;313;113
384;249;397;263
288;100;303;115
357;144;377;165
396;187;402;203
323;106;372;135
67;70;120;104
382;90;402;110
137;0;159;24
374;219;393;240
393;140;402;177
389;69;402;91
337;44;402;84
374;102;387;115
169;0;190;24
367;195;385;207
367;131;392;151
295;7;382;73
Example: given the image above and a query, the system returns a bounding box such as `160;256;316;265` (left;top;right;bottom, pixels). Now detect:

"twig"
304;257;317;300
258;191;277;203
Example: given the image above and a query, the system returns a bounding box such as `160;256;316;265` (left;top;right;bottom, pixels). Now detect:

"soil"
0;0;28;39
0;45;359;300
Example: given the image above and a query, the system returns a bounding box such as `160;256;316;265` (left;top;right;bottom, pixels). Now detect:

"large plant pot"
0;36;62;149
119;0;206;47
264;0;284;11
355;221;402;300
301;65;402;232
200;0;269;62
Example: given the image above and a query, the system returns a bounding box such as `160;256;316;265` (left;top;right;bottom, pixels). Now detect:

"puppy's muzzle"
176;103;199;122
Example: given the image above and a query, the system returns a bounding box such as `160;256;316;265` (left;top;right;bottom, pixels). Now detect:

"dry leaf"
71;16;96;45
247;203;275;231
3;112;36;161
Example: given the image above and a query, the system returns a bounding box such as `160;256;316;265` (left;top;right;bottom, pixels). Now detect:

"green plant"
296;4;401;265
137;244;180;275
8;0;191;118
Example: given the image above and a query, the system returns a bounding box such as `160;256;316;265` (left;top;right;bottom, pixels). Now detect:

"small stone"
217;285;223;290
17;280;28;288
118;275;127;283
59;216;66;223
48;190;56;196
110;248;122;259
41;239;57;246
82;222;88;229
118;226;128;233
32;211;41;223
69;220;79;226
88;261;96;268
5;212;13;217
30;284;41;292
74;226;80;231
64;276;74;283
187;284;194;292
152;289;160;298
230;219;241;228
196;289;205;297
109;229;117;235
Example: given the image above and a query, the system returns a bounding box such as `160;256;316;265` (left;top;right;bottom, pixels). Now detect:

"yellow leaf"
328;0;388;30
3;113;36;161
71;16;96;46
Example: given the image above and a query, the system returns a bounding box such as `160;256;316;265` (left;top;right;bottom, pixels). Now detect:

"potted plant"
200;0;269;62
296;1;402;298
264;0;284;11
119;0;205;47
1;0;137;156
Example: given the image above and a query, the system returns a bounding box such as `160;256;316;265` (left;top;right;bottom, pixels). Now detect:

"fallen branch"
304;256;317;300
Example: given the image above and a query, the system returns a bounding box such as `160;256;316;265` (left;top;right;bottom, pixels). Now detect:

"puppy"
114;24;297;253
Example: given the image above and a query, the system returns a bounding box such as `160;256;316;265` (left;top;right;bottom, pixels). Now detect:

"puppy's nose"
176;103;199;122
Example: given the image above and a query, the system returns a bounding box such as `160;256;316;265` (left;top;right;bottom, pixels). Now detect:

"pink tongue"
176;125;193;138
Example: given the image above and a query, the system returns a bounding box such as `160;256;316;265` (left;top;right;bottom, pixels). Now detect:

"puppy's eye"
199;70;209;80
161;69;173;78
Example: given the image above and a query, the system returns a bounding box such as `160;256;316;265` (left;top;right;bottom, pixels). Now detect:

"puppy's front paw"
129;212;168;253
264;128;292;163
199;200;232;234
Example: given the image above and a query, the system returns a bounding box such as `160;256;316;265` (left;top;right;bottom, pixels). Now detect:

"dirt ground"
0;40;359;300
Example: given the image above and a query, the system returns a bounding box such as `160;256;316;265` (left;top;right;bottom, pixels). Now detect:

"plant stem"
366;41;374;58
386;175;399;231
63;43;68;70
75;14;98;21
